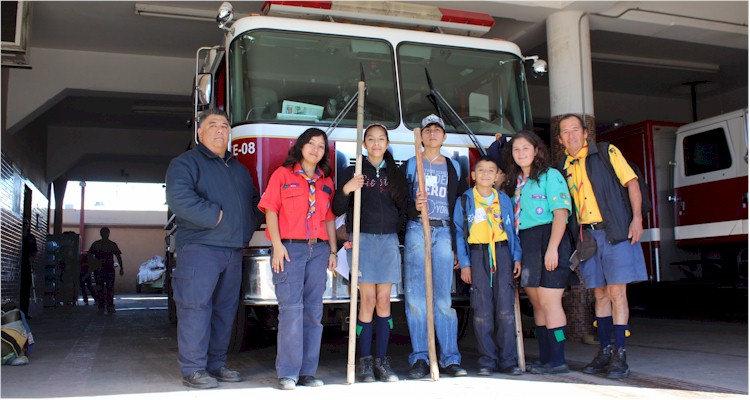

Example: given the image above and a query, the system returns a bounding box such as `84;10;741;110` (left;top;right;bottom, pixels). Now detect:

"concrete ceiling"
9;1;749;184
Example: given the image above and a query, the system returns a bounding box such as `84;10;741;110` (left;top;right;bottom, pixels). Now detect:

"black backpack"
595;142;652;219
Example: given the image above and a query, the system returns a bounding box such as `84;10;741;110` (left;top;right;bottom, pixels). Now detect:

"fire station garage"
1;1;747;398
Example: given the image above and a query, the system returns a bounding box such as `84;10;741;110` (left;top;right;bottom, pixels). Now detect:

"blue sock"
375;315;392;359
613;325;629;350
547;326;567;368
534;326;550;364
357;319;373;357
596;316;613;348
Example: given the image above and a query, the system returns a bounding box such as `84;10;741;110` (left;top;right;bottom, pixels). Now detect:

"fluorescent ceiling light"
134;4;215;22
591;52;719;74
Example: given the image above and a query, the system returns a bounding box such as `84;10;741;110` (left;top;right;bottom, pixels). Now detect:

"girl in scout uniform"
503;130;573;374
258;128;337;390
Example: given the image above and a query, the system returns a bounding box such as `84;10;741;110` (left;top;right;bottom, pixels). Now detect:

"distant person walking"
166;109;262;389
88;227;123;315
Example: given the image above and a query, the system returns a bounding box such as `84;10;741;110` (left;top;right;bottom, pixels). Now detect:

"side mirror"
217;2;234;32
531;58;548;78
196;73;212;107
522;55;547;78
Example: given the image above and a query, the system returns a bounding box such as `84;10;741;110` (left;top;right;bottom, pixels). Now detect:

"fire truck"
598;109;748;294
167;1;546;350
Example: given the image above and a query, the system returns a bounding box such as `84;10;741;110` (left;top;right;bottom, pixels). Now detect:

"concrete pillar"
546;11;596;343
52;179;67;235
547;10;596;157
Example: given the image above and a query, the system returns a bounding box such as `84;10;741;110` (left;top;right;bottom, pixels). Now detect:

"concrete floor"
1;294;747;400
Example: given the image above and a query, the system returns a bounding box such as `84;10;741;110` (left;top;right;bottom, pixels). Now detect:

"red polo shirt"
258;164;335;241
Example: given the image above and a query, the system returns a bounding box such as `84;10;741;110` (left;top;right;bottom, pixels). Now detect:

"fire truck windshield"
399;43;532;135
228;29;532;135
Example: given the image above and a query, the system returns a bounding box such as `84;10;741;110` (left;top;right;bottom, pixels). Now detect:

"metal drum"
242;247;355;305
242;248;276;304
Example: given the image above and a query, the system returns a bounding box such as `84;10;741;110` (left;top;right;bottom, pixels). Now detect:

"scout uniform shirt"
515;168;572;231
467;187;508;286
563;143;637;224
258;163;335;241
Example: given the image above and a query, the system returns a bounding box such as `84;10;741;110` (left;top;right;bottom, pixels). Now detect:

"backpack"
595;142;652;218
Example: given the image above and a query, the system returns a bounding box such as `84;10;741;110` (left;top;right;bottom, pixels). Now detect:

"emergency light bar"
261;1;494;37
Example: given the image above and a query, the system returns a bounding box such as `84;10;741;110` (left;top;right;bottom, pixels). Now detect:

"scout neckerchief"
564;142;591;243
295;164;322;238
513;174;529;234
563;142;589;224
469;187;503;287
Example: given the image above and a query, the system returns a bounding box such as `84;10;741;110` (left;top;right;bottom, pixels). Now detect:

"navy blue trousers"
272;241;329;381
469;242;518;370
172;244;242;377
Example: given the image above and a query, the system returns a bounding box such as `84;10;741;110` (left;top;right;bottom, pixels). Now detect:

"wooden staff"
413;127;440;381
514;281;526;371
346;79;366;384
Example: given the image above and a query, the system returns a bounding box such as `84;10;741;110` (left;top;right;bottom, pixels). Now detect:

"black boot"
357;356;376;382
607;347;630;379
582;344;613;374
373;356;399;382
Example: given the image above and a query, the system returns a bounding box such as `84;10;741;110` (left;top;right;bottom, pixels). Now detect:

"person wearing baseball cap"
400;114;469;379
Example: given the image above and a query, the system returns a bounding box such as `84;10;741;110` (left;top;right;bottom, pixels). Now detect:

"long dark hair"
501;130;552;196
364;123;407;203
282;128;332;176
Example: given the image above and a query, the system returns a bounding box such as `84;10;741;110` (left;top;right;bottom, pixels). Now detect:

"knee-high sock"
547;326;567;368
375;315;392;359
357;319;373;357
535;326;550;364
596;316;613;348
613;324;629;350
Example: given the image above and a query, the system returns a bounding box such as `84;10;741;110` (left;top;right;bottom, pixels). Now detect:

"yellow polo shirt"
563;144;637;224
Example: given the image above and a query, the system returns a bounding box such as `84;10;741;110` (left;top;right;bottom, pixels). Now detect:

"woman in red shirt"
258;128;337;390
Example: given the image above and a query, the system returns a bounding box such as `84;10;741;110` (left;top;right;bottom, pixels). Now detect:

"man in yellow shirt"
558;114;647;380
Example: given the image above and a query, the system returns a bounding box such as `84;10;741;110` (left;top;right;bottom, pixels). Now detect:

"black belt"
282;238;319;245
412;219;450;228
470;241;508;249
582;222;607;231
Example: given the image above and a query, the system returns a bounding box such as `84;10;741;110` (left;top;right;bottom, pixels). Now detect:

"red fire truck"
171;1;546;350
599;109;748;291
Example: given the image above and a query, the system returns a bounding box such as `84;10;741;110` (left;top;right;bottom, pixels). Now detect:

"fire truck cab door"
673;111;749;244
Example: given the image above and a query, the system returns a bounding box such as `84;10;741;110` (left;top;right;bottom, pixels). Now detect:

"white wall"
528;84;746;126
6;47;194;131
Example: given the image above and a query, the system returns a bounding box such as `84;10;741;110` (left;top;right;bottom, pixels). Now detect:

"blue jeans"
404;221;461;367
272;242;329;380
172;244;242;377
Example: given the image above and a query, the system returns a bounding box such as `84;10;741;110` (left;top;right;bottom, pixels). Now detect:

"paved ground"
1;294;747;400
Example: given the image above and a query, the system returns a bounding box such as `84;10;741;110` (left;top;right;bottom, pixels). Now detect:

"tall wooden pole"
412;128;440;381
346;79;366;384
514;282;526;371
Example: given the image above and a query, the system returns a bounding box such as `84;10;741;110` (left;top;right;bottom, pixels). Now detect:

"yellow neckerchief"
468;187;507;287
563;142;601;224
